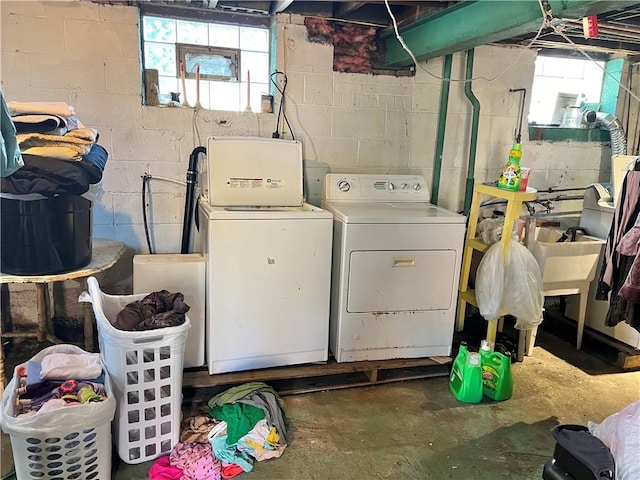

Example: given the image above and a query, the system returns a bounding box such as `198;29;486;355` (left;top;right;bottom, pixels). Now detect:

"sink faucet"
524;199;554;216
557;226;588;242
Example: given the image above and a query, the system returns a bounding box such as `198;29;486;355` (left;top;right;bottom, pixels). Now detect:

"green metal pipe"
431;53;453;206
463;48;480;216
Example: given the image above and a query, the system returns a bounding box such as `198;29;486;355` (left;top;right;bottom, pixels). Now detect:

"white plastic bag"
502;240;544;330
476;241;505;321
478;218;505;245
0;344;115;435
588;400;640;480
475;239;544;328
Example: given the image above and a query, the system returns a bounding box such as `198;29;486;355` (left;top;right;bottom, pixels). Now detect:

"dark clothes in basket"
115;290;190;331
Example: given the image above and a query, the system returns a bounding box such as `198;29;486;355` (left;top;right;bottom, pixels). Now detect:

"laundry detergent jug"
449;343;483;403
481;351;513;401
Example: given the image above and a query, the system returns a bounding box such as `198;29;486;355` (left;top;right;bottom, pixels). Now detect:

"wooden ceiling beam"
335;2;367;18
272;0;295;13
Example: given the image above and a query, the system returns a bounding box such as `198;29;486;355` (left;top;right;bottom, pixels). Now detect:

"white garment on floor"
40;352;102;380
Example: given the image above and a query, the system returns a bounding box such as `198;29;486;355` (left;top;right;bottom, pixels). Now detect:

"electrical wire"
281;20;289;136
383;0;548;84
270;71;296;140
383;0;640;104
192;108;202;147
549;23;640;104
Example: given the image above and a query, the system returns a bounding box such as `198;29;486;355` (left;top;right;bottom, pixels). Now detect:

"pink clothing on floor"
149;455;183;480
169;442;221;480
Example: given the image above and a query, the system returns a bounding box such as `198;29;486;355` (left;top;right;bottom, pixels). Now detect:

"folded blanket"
1;153;95;196
20;146;87;161
17;128;98;160
8;101;76;118
12;114;69;135
18;127;97;146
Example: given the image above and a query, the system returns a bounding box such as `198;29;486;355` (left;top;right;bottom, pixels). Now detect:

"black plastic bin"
1;195;92;275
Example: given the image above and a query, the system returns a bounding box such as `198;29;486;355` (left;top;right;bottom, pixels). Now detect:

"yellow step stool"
456;183;538;360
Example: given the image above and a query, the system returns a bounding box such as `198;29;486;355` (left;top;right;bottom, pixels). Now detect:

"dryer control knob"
413;183;422;191
387;182;395;191
337;180;351;192
400;183;409;190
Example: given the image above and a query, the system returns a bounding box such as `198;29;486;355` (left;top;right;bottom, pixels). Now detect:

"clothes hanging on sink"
597;161;640;331
620;253;640;303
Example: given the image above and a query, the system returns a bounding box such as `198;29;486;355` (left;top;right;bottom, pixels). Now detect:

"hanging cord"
270;71;296;140
544;18;640;105
141;173;187;255
383;0;548;84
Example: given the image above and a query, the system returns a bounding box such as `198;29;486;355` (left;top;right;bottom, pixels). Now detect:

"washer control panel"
322;174;429;202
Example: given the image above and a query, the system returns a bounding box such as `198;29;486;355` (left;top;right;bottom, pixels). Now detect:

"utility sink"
531;227;605;286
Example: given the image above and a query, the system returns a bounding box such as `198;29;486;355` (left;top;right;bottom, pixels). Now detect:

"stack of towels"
10;101;98;161
1;100;108;196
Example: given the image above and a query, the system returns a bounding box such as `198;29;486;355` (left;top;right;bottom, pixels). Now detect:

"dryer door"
346;249;457;313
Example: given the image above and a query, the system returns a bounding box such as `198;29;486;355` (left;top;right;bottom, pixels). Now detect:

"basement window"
141;13;270;112
528;54;605;126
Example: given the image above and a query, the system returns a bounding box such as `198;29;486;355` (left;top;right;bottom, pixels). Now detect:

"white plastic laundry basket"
0;344;116;480
83;276;190;464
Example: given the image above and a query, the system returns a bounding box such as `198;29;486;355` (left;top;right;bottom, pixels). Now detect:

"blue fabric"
26;361;42;386
79;143;107;183
209;434;253;472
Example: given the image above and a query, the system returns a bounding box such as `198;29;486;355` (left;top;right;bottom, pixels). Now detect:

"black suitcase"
545;425;615;480
542;459;574;479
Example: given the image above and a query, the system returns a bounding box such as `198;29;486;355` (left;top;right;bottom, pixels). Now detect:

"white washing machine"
321;173;466;363
198;136;333;374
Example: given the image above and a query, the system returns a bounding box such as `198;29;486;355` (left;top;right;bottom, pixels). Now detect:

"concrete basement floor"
1;326;639;480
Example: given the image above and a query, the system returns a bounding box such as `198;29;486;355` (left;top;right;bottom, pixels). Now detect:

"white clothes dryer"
321;173;466;363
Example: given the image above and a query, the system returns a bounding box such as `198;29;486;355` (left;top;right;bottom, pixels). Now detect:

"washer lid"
321;201;466;224
207;136;303;207
199;199;332;220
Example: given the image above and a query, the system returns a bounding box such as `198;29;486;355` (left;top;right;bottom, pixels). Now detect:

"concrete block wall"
1;1;611;326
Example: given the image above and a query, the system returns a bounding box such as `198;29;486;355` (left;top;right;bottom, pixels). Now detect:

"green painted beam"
382;0;637;67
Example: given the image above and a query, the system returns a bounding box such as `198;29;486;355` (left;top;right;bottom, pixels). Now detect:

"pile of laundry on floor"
11;351;108;417
149;382;288;480
0;97;108;196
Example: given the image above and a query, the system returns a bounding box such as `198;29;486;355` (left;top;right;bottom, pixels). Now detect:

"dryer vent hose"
585;111;628;156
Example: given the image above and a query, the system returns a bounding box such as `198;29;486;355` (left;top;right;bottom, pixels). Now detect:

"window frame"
176;43;240;81
138;3;272;112
528;51;608;127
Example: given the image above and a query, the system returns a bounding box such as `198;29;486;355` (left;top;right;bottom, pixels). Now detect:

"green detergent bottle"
481;350;514;401
497;143;522;191
449;343;483;403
